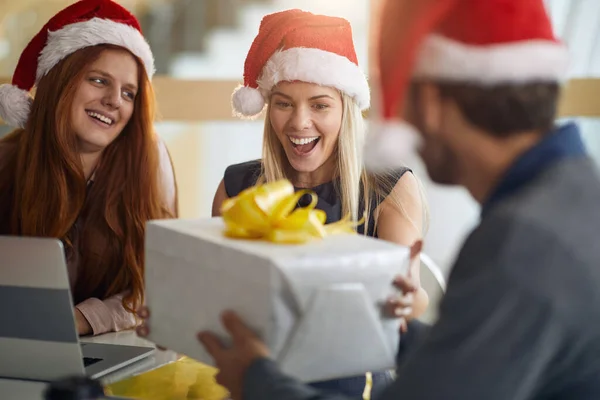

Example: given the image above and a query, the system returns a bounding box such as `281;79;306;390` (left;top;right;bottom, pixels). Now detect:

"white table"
0;331;179;400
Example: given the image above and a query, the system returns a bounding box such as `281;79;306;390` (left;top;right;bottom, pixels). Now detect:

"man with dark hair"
403;81;562;188
197;0;600;399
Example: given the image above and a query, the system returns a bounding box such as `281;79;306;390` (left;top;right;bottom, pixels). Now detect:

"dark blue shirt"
483;123;588;215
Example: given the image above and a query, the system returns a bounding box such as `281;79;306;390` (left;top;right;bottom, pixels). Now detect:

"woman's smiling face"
70;48;139;154
269;81;343;173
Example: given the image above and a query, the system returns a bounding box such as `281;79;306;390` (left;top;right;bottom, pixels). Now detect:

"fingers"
134;309;168;351
384;301;413;318
383;297;411;333
221;310;257;344
198;332;225;360
135;307;150;338
136;324;149;337
400;318;408;334
394;292;414;308
393;275;417;293
135;324;167;350
137;306;149;319
384;293;414;318
409;240;423;259
214;371;227;389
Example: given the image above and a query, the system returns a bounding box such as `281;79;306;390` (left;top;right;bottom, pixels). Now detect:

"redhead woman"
210;9;428;398
0;0;177;336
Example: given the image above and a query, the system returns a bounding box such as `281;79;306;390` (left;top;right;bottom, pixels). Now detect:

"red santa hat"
364;0;569;170
231;9;370;118
0;0;154;129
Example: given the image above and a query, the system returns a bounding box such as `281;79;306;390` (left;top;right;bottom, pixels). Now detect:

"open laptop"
0;236;155;382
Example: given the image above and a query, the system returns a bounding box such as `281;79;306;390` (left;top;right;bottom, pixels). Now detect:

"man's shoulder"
491;157;600;266
507;156;600;222
456;159;600;321
476;156;600;254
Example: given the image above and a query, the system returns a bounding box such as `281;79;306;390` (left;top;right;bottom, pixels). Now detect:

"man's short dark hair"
431;81;560;137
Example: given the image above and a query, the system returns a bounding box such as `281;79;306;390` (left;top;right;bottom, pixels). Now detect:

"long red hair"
0;44;176;313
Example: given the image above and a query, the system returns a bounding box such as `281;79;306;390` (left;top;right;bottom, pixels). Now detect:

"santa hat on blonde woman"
231;9;370;118
0;0;154;129
364;0;569;170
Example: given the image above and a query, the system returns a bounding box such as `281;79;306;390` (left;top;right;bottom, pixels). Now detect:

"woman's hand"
136;306;150;336
74;308;92;336
384;240;423;333
136;307;169;350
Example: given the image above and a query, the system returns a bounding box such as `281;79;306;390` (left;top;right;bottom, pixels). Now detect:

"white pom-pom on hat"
0;0;155;128
0;84;32;129
363;120;423;172
231;85;266;118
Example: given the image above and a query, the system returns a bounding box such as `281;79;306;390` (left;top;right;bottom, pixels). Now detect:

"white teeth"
289;136;319;145
87;111;113;125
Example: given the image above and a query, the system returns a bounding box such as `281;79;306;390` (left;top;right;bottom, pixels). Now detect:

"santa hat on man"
0;0;154;129
364;0;569;170
231;9;370;118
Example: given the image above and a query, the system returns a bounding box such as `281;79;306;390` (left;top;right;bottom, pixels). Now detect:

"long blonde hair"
259;91;426;235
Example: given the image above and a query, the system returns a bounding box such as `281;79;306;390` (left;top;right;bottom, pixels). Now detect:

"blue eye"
123;91;135;100
90;77;106;85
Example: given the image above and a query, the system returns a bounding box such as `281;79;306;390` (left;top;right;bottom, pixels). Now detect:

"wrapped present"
145;180;410;383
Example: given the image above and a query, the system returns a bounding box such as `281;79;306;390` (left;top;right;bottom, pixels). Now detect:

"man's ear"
417;82;444;136
398;82;418;124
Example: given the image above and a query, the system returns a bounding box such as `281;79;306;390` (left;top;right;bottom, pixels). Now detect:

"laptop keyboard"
83;357;103;367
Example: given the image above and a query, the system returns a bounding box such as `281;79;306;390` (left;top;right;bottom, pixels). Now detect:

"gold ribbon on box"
220;179;362;244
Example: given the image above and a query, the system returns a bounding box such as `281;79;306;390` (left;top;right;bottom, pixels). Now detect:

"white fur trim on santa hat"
231;85;266;118
0;84;32;128
363;120;423;172
414;34;570;83
257;47;370;110
37;17;155;83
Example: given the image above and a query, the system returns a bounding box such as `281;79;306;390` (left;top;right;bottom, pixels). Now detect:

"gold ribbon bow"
221;180;362;244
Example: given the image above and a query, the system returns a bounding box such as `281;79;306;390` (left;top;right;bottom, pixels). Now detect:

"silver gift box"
145;217;409;382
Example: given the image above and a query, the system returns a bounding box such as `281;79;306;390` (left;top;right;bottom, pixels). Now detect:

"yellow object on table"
104;356;229;400
363;371;373;400
221;179;362;244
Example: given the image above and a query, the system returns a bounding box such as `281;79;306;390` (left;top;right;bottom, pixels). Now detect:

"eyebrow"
271;91;335;101
89;69;138;92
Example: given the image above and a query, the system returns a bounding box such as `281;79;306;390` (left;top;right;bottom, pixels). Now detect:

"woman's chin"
287;158;323;174
76;137;112;153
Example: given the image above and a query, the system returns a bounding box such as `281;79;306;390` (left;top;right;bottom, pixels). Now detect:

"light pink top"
0;138;177;335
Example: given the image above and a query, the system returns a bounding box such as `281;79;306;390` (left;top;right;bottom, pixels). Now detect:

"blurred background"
0;0;598;276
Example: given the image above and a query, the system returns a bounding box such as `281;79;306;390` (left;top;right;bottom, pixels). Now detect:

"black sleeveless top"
223;160;411;238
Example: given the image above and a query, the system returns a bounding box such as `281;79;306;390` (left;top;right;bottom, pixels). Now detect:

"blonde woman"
211;9;427;398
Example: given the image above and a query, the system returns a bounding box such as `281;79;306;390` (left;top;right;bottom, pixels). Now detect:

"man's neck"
459;131;545;204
